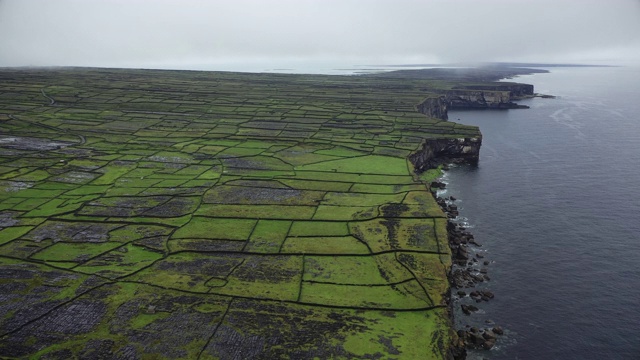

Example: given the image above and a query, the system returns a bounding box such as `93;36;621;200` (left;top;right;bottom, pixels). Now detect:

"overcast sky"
1;0;639;71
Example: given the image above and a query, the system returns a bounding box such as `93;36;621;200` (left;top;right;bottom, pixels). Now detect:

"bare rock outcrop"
409;137;482;173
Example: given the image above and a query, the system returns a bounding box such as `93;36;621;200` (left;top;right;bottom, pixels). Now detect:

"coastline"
402;70;541;358
437;181;503;356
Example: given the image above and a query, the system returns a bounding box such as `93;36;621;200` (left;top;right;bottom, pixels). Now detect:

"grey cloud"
1;0;639;70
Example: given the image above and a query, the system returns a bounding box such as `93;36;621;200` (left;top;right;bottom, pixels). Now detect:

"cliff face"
413;96;482;171
444;83;534;109
412;81;533;170
409;137;482;173
457;83;534;98
416;96;449;120
445;89;528;109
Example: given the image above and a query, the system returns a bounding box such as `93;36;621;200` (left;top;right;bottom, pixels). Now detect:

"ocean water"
441;66;640;359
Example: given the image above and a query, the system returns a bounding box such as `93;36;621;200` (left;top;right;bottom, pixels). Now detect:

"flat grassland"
0;68;479;359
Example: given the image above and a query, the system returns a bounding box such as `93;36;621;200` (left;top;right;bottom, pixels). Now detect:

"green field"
0;68;483;359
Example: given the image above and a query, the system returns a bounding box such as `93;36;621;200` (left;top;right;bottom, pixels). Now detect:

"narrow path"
8;114;86;145
41;88;56;106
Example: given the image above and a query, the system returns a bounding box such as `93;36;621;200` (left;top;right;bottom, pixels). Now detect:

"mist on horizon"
1;0;639;72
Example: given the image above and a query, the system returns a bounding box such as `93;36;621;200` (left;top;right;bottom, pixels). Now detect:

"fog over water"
1;0;639;71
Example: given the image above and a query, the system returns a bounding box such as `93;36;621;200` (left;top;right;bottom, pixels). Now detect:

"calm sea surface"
441;66;640;359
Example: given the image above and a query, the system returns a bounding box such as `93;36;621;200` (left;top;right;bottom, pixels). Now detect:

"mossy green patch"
322;192;406;207
171;217;256;240
210;254;302;301
293;170;362;183
91;164;136;185
245;220;291;253
127;252;242;293
299;280;430;309
289;221;350;237
8;188;65;199
168;239;245;253
197;169;221;180
74;243;164;278
216;146;264;158
129;311;172;330
349;218;442;253
396;252;449;305
196;204;316;220
303;253;413;286
153;179;188;187
64;185;110;196
295;155;409;175
351;174;416;185
274;147;341;166
10;169;51;182
281;236;369;254
349;183;424;194
23;197;92;217
312;205;378;221
314;146;369;157
0;226;35;245
277;178;352;192
341;309;450;359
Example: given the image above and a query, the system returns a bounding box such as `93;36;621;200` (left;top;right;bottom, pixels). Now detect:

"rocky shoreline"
431;171;504;359
404;67;545;358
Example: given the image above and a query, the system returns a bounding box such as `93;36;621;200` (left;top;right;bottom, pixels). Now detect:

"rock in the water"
455;247;469;261
482;338;497;350
461;304;479;315
430;181;446;189
469;332;485;347
482;290;494;299
482;329;497;340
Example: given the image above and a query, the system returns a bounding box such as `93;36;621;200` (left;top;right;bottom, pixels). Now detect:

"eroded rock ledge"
416;96;449;120
445;83;534;110
409;137;482;173
411;81;533;169
453;83;534;98
445;89;528;109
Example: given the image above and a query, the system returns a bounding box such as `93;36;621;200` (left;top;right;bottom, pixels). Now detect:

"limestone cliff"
442;82;534;110
456;83;534;98
413;96;482;170
409;137;482;173
445;89;527;109
416;96;449;120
